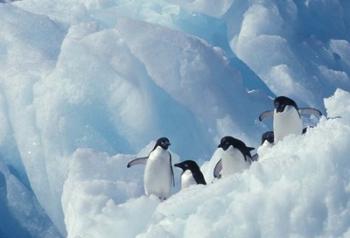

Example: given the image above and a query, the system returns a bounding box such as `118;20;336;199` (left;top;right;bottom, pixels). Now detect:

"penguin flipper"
299;107;322;118
258;110;273;121
193;170;207;185
213;159;223;179
127;157;148;168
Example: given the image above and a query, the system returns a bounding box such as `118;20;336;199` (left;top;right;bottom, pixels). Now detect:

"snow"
0;0;349;237
62;90;350;238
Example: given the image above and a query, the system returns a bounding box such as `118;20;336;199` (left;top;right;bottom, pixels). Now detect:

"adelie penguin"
213;136;256;179
261;131;274;145
174;160;206;189
258;96;322;143
260;129;308;145
127;137;174;200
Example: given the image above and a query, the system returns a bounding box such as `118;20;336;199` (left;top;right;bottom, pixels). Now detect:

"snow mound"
63;90;350;238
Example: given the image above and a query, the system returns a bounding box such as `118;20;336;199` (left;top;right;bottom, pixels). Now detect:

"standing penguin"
127;137;174;200
272;96;303;142
213;136;254;179
258;96;322;143
174;160;206;189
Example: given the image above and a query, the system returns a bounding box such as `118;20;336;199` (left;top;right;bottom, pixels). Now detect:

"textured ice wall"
1;0;349;236
154;0;350;108
1;1;271;235
225;0;350;107
0;160;61;238
0;3;67;232
33;16;269;232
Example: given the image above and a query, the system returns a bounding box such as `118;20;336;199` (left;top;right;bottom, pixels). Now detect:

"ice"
0;160;61;238
226;0;350;108
61;90;350;238
167;0;234;17
0;3;67;233
62;147;181;238
1;2;270;234
0;0;349;237
32;16;271;233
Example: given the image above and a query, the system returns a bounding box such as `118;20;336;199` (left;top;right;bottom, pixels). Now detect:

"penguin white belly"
181;170;196;189
144;147;172;199
222;147;249;177
273;106;303;142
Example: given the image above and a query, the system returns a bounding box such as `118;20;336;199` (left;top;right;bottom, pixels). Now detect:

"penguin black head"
174;160;206;185
218;136;254;160
261;131;274;144
154;137;171;150
174;160;199;172
217;136;251;151
274;96;298;113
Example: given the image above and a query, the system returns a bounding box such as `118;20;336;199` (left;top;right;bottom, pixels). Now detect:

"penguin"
272;96;303;142
213;136;255;179
258;96;322;143
174;160;206;189
261;131;274;145
260;128;308;146
127;137;174;200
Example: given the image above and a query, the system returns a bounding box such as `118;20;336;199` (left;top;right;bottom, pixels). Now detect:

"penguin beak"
174;163;182;169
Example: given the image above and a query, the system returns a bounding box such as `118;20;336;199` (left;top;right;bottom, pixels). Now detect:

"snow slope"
62;90;350;238
0;0;349;237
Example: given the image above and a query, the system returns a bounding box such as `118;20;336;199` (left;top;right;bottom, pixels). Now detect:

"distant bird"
258;96;322;142
174;160;206;189
127;137;174;200
213;136;255;179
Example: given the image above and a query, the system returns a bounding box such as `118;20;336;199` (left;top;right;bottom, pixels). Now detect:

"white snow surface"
0;0;349;237
63;89;350;238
